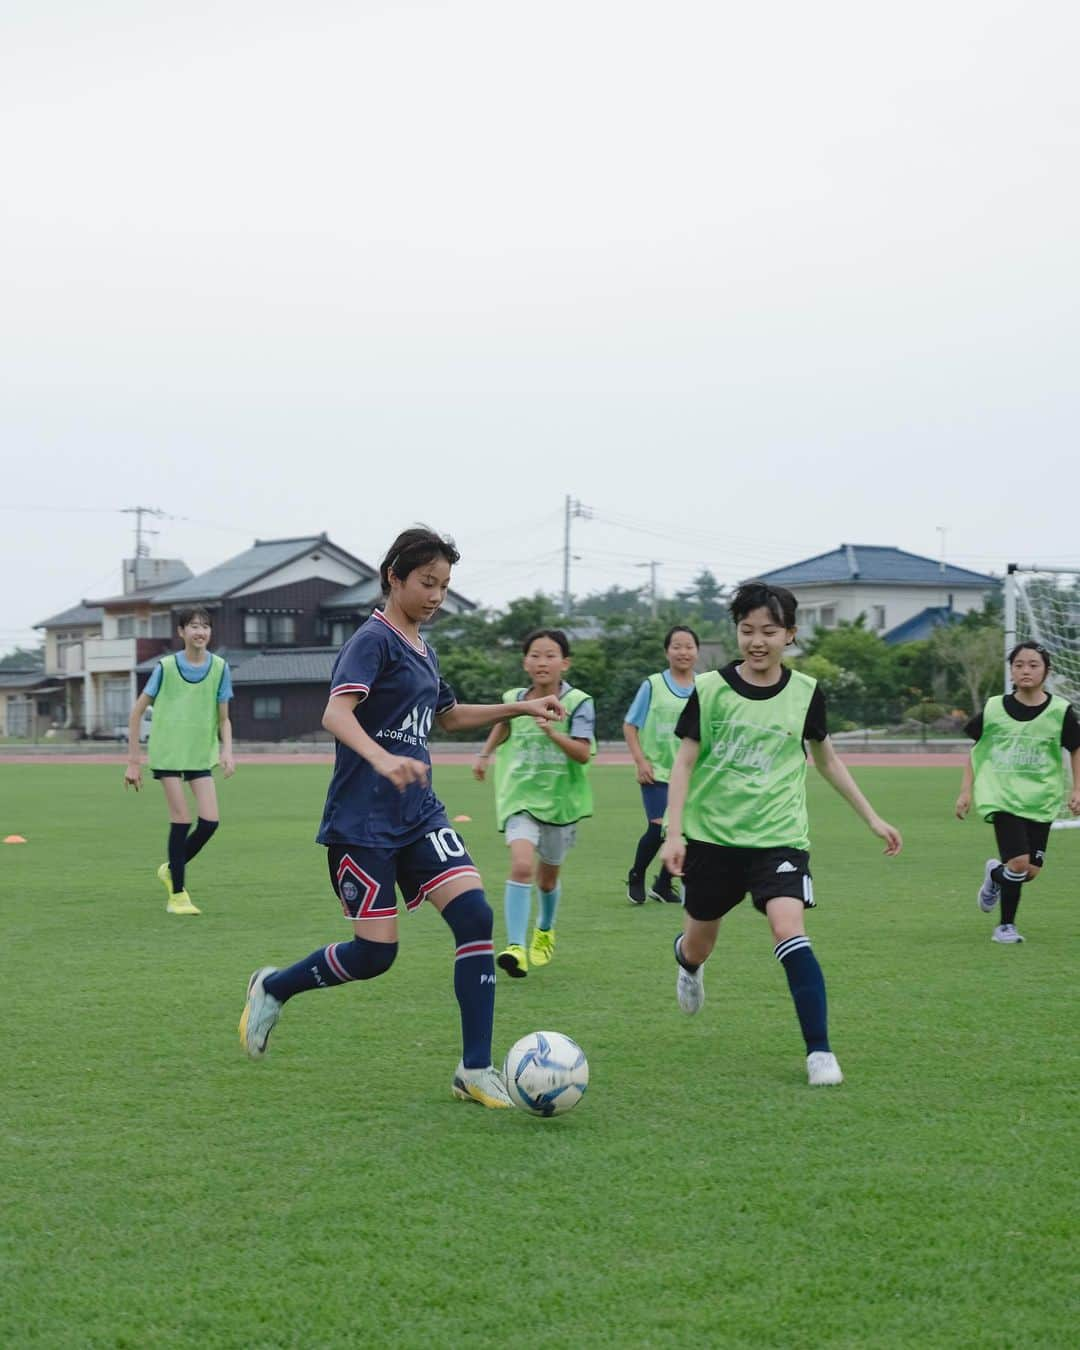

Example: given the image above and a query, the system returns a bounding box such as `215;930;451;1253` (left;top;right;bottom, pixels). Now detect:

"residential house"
35;533;476;740
753;545;998;643
0;665;65;738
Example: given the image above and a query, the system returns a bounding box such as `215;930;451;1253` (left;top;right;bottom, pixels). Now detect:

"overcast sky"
3;0;1077;652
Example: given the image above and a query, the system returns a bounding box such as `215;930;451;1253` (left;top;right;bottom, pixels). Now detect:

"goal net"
1006;565;1080;829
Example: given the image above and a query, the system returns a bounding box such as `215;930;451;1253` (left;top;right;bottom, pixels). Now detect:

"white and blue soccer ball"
503;1031;589;1117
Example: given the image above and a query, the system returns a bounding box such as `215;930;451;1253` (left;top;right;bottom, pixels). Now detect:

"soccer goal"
1005;564;1080;829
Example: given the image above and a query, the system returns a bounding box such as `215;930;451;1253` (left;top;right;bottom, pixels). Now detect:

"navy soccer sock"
168;823;189;892
263;938;397;1003
775;936;829;1054
633;822;663;876
442;889;496;1069
997;866;1027;926
184;816;219;861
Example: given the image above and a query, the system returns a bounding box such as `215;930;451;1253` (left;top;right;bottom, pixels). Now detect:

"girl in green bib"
623;625;699;903
661;582;902;1087
956;641;1080;943
124;606;235;914
474;628;595;977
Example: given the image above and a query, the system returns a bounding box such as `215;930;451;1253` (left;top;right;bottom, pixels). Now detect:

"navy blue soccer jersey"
316;610;457;848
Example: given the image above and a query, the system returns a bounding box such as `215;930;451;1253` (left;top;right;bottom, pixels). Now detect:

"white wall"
795;584;991;635
233;549;364;596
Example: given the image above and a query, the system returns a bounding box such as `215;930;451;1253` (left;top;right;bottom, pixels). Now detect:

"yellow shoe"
156;862;174;898
496;944;528;978
529;927;556;967
166;889;201;915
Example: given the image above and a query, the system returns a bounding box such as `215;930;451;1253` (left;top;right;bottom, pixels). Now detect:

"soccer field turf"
2;764;1076;1348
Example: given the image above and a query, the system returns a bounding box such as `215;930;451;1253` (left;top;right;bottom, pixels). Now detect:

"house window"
801;607;818;630
330;620;352;646
6;696;31;737
253;696;282;720
270;615;296;644
117;616;135;637
820;606;836;628
872;605;886;630
151;612;172;638
244;613;269;644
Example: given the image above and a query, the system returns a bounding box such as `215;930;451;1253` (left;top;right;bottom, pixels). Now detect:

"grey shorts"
504;812;578;865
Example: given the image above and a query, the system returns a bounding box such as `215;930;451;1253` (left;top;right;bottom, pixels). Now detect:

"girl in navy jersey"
238;526;564;1108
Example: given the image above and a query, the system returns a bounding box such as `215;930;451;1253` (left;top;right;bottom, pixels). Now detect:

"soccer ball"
503;1031;589;1117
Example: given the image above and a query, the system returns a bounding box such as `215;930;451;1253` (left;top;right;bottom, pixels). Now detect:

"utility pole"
562;496;594;616
936;525;948;574
122;506;166;589
636;560;662;618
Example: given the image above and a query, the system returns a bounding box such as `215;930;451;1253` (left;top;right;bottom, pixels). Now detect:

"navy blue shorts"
325;820;480;919
641;781;669;821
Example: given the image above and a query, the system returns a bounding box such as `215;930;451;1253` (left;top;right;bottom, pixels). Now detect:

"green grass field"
2;764;1076;1348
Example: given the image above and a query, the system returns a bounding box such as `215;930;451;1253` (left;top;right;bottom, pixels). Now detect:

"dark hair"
521;627;570;658
730;581;797;628
176;606;212;629
664;624;700;650
380;526;460;596
1008;641;1051;674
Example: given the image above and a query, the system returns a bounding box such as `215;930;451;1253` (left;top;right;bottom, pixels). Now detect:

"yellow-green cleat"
496;944;528;978
528;927;556;967
159;862;199;914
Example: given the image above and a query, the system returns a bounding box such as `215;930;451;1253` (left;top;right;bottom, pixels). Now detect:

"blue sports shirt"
623;670;694;727
316;611;457;847
145;651;233;702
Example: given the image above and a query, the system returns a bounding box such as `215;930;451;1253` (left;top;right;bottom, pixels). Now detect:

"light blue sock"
503;880;532;947
538;884;561;931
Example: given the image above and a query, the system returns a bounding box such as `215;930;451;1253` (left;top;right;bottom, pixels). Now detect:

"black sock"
674;934;700;974
775;936;829;1054
185;817;219;861
168;823;189;892
632;822;663;876
999;867;1026;925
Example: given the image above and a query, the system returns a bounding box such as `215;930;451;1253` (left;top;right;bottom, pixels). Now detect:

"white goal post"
1005;564;1080;830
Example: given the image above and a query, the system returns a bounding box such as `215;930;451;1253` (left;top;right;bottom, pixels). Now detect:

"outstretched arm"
956;752;975;819
437;693;564;733
473;721;510;781
809;737;903;855
322;692;429;792
124;692;153;790
659;737;699;877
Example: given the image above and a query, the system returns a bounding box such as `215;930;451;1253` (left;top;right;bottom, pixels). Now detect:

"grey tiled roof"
153;535;376;603
755;545;998;589
35;602;105;629
230;648;338;685
321;578;381;610
0;668;49;689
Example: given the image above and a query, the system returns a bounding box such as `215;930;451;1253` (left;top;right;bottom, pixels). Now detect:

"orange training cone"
4;835;27;844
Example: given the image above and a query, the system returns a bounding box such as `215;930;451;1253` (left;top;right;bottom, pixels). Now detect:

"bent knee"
509;864;533;884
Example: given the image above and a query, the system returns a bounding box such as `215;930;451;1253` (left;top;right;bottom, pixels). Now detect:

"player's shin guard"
775;936;829;1054
537;884;560;931
997;866;1027;926
263;938;397;1003
443;889;496;1069
633;821;663;875
168;822;189;892
503;880;532;947
184;816;219;860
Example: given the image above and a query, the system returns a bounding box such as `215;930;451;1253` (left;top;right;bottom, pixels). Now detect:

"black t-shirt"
965;694;1080;750
675;662;829;743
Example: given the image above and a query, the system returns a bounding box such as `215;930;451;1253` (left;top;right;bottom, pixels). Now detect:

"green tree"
930;624;1003;715
0;644;44;670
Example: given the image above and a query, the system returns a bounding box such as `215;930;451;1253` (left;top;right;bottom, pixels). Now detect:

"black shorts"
152;769;213;781
991;812;1051;869
682;840;814;921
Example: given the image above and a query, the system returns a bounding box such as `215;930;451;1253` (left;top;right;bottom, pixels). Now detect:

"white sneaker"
452;1062;512;1109
238;967;282;1059
674;939;705;1014
807;1051;844;1086
977;858;1001;912
992;924;1024;944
